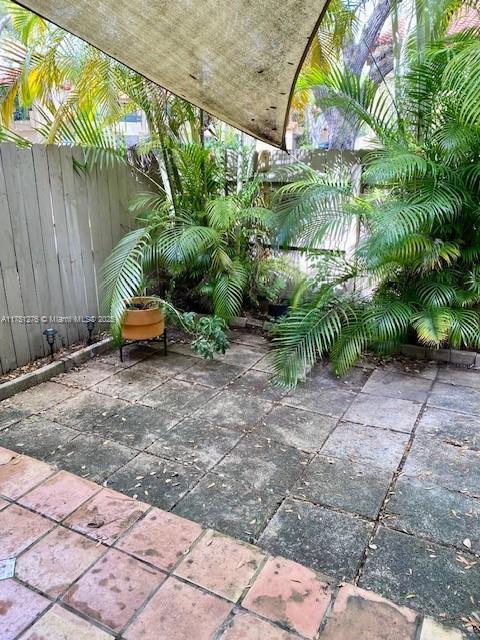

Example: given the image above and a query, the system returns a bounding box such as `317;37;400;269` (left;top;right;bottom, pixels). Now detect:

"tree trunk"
343;0;393;74
313;0;394;150
326;108;357;149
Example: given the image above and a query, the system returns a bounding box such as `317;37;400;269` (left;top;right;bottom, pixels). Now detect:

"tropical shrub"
271;32;480;386
101;142;274;325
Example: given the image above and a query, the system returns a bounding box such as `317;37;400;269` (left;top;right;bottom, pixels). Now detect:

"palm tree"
271;30;480;386
0;0;205;174
299;0;478;149
101;143;274;326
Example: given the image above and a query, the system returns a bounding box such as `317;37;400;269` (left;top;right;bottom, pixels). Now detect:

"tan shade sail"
15;0;329;148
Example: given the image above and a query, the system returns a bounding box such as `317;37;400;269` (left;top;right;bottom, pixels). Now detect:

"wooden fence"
0;143;141;374
0;145;365;375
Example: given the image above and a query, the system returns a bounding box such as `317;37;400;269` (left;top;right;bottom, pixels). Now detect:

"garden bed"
0;338;113;401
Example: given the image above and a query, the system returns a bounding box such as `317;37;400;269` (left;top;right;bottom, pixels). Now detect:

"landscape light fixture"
83;315;96;345
42;327;58;359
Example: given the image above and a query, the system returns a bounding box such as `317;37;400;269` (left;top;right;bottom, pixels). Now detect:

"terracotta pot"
121;297;165;341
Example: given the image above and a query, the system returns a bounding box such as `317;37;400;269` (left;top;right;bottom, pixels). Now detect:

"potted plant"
113;290;229;360
121;296;165;341
253;256;302;318
268;297;290;318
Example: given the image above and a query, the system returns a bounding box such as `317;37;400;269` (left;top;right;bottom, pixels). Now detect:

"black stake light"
42;327;57;359
83;315;96;345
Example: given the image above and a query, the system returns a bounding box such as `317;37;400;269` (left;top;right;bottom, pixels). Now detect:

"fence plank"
46;145;79;345
127;170;140;216
1;144;44;360
5;145;45;359
31;144;69;347
17;147;51;357
86;165;104;307
117;163;131;234
106;166;119;243
0;269;17;374
60;147;87;342
97;164;113;265
0;146;31;369
73;149;98;314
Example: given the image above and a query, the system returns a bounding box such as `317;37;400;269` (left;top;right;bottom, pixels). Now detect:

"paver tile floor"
0;331;479;637
0;446;465;639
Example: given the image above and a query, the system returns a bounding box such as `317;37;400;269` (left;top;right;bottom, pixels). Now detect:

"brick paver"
18;470;99;520
321;584;418;639
123;578;232;640
19;604;114;639
174;529;264;601
116;507;202;570
0;503;53;557
62;548;164;632
242;556;331;638
16;526;104;596
0;579;49;640
1;331;478;637
0;447;54;498
419;617;464;640
63;487;149;543
220;611;297;639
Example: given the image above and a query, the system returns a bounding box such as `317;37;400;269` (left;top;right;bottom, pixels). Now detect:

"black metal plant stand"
119;329;167;362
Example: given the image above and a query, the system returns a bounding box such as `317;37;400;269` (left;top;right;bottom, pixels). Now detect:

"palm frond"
156;224;221;267
271;287;347;387
363;146;429;183
273;163;353;248
100;226;151;322
448;308;480;349
211;259;247;320
411;307;452;345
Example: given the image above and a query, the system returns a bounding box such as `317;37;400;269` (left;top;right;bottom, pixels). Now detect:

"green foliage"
111;296;229;358
101;142;275;325
182;314;230;359
253;255;304;304
272;33;480;386
291;0;360;112
0;1;201;159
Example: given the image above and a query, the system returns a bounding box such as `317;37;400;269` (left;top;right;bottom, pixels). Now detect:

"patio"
0;330;479;637
0;445;460;640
